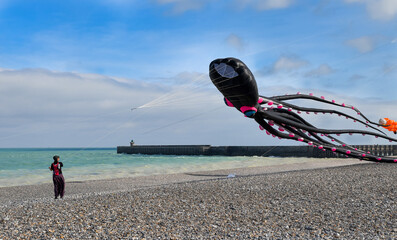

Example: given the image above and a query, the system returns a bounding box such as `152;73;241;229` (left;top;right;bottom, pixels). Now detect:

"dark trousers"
53;174;65;198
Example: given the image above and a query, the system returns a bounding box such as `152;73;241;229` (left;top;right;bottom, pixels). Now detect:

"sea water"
0;148;320;187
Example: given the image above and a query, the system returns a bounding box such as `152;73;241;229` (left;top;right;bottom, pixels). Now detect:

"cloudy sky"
1;0;397;148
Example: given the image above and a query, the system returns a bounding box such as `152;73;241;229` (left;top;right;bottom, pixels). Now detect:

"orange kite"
379;118;397;134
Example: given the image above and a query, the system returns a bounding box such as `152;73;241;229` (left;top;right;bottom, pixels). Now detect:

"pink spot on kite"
259;125;264;131
342;103;345;107
314;112;317;115
277;104;283;109
297;111;301;114
308;133;311;136
278;127;285;132
268;101;273;106
321;96;325;99
289;133;295;137
394;159;397;163
298;138;304;142
266;131;270;135
322;149;326;151
308;142;313;146
377;157;382;161
354;120;356;122
258;97;264;104
346;150;351;154
288;108;292;111
268;120;274;126
331;139;335;142
362;153;366;157
351;106;354;109
336;134;340;136
302;130;306;133
331;147;336;152
349;133;353;135
309;93;313;96
354;148;357;150
224;98;234;107
321;134;324;136
357;112;361;115
362;134;366;136
272;134;275;137
240;106;257;114
278;137;282;139
332;100;335;103
306;112;310;114
389;140;392;142
318;145;323;149
342;144;346;147
375;136;378;138
297;92;301;95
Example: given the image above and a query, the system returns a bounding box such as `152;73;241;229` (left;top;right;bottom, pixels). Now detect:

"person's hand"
49;167;51;170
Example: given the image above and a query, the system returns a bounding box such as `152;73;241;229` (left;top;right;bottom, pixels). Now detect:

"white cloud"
0;68;236;147
156;0;206;14
305;64;334;78
1;67;396;148
345;0;397;21
367;0;397;21
346;36;375;53
235;0;294;10
271;56;308;73
226;34;245;51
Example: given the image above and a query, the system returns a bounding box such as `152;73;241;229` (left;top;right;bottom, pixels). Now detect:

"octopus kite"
209;57;397;163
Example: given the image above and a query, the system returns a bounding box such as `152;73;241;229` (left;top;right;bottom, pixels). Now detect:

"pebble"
0;164;396;239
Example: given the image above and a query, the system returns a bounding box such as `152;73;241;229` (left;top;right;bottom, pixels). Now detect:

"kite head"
209;57;260;118
379;118;387;126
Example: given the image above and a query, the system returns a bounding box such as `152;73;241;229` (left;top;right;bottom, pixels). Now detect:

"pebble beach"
0;160;396;239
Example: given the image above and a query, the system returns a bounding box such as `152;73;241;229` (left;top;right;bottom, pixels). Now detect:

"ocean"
0;148;322;187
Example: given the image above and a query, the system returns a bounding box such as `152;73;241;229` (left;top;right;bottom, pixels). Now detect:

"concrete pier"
117;144;397;158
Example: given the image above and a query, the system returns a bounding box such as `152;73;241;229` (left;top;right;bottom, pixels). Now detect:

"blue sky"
1;0;397;147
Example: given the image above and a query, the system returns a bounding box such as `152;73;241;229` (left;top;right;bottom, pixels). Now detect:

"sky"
1;0;397;148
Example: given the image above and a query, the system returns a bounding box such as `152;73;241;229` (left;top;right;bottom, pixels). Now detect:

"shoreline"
1;158;367;206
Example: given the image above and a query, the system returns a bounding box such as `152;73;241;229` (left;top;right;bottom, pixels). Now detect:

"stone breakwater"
0;163;396;239
117;144;397;158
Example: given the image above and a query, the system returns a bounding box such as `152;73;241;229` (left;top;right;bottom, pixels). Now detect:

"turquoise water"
0;148;320;187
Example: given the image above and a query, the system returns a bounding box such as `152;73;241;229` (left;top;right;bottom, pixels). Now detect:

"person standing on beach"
49;155;65;199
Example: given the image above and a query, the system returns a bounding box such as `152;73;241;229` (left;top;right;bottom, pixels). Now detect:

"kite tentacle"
262;94;379;125
259;110;397;142
259;96;385;135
